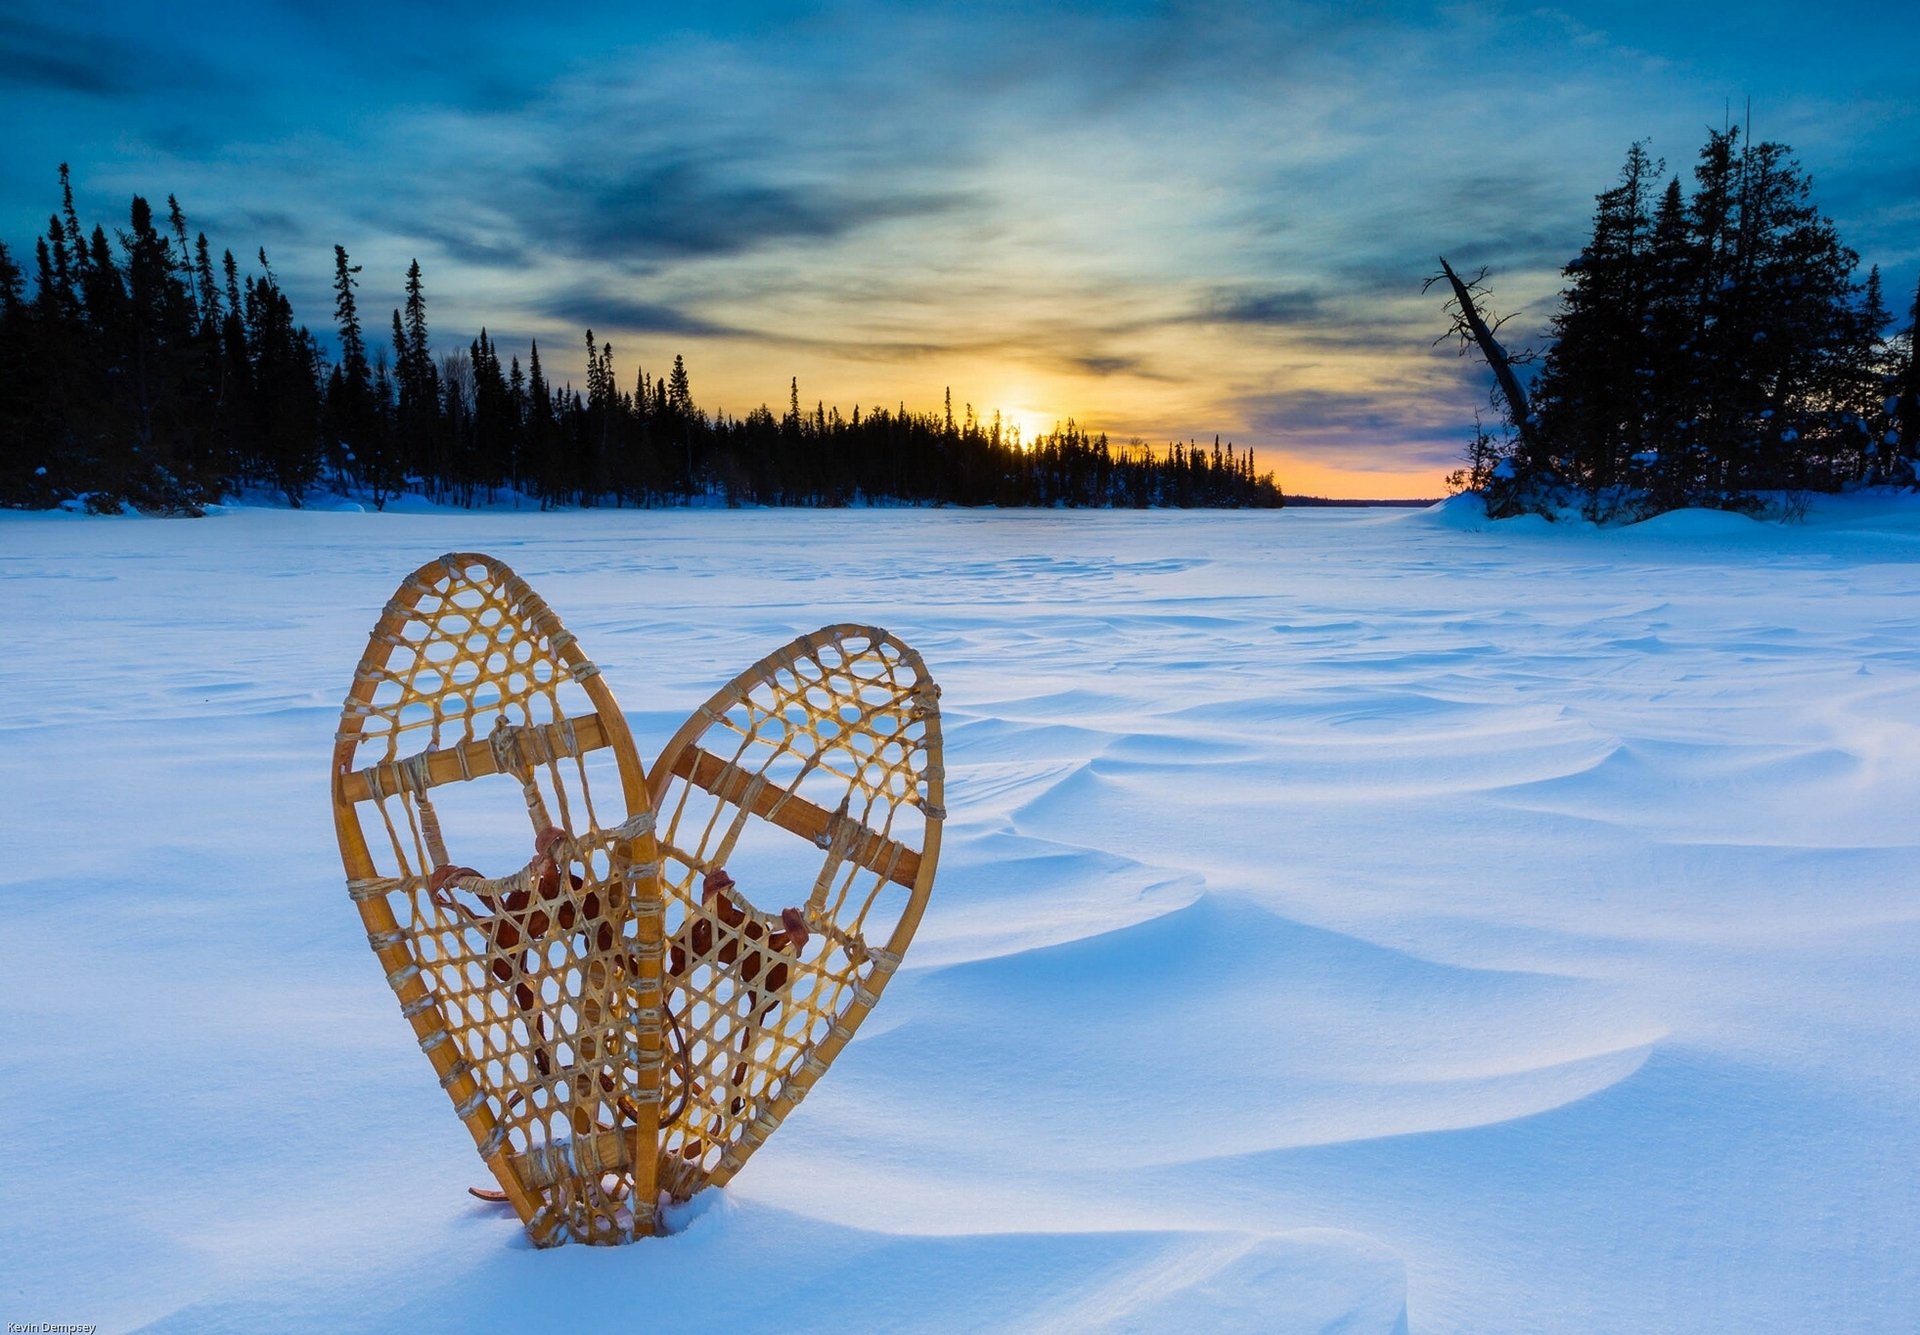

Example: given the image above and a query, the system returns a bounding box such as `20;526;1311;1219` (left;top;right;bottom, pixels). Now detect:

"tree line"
1438;126;1919;521
0;169;1284;514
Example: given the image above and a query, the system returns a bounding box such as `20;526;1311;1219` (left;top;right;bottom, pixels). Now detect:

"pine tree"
118;194;205;508
471;327;511;498
507;353;527;494
1532;141;1661;511
331;244;369;389
1640;175;1703;508
440;344;475;499
366;349;398;508
222;248;242;322
393;259;439;485
1888;275;1920;482
525;338;558;504
0;241;36;501
1512;127;1884;515
1841;267;1894;483
58;165;86;274
326;244;385;495
246;252;324;504
166;195;197;324
193;233;221;332
668;354;692;414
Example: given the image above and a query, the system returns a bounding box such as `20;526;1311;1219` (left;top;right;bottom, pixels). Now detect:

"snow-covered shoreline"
3;505;1916;1332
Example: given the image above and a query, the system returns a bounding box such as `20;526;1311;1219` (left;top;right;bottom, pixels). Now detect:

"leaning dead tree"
1426;257;1538;457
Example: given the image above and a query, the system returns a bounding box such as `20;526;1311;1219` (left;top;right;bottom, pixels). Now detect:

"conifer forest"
0;169;1285;515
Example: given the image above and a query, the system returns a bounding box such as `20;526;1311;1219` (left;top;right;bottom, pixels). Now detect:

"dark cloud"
1239;386;1428;437
1230;384;1468;471
545;289;740;340
1171;288;1435;360
0;14;219;98
1068;353;1144;376
0;47;114;96
531;158;970;263
386;220;535;272
717;323;1170;390
177;209;327;324
1193;287;1329;327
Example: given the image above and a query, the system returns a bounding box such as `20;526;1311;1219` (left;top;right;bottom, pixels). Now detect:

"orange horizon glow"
553;341;1464;501
467;204;1502;503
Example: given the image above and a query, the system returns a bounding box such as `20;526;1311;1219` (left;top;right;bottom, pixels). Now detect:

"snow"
3;499;1918;1333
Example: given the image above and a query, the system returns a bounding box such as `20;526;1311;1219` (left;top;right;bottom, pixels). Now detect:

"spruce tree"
393;259;439;483
331;244;369;389
326;244;388;497
1889;275;1920;481
119;195;204;508
1532;141;1661;511
0;241;35;502
192;233;221;332
525;339;558;504
668;354;692;414
246;253;323;504
166;196;197;324
1513;127;1884;514
1641;175;1703;508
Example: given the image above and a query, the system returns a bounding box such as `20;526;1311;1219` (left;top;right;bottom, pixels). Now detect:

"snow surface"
3;499;1918;1333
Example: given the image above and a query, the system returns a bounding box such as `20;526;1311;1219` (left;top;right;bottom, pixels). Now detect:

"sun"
1007;407;1058;448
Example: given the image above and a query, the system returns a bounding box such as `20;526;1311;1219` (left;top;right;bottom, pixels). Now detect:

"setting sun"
1008;408;1058;447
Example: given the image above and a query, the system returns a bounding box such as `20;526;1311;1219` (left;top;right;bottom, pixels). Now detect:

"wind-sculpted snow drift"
3;497;1918;1332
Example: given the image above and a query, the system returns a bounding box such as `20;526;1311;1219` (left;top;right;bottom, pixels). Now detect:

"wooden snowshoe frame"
332;555;943;1247
333;554;664;1246
649;624;944;1199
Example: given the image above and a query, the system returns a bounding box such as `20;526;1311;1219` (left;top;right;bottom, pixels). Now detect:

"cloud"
0;39;115;96
1067;354;1145;376
0;13;219;99
1193;287;1330;327
372;218;536;273
544;288;740;340
531;158;970;264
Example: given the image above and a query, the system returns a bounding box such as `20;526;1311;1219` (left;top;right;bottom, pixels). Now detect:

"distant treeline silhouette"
1437;127;1919;521
0;168;1284;514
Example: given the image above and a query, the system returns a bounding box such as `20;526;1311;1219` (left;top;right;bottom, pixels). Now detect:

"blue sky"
4;1;1916;496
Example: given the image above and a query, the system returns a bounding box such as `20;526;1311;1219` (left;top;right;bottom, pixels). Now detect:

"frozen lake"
3;500;1918;1332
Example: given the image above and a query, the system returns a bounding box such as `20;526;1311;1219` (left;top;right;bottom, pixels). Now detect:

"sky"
3;1;1916;498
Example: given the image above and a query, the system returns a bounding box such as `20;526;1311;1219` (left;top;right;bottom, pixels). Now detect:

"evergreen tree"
330;245;369;386
192;233;222;331
1532;141;1661;512
246;251;324;504
667;354;692;414
440;345;475;499
57;166;86;277
0;241;38;502
1886;275;1920;483
2;169;1289;513
325;244;396;499
121;194;207;507
1478;126;1890;517
393;258;440;483
166;195;198;324
524;339;560;505
1640;174;1704;509
470;327;512;498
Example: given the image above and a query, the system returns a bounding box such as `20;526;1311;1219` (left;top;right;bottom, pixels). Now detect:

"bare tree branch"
1429;256;1537;450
